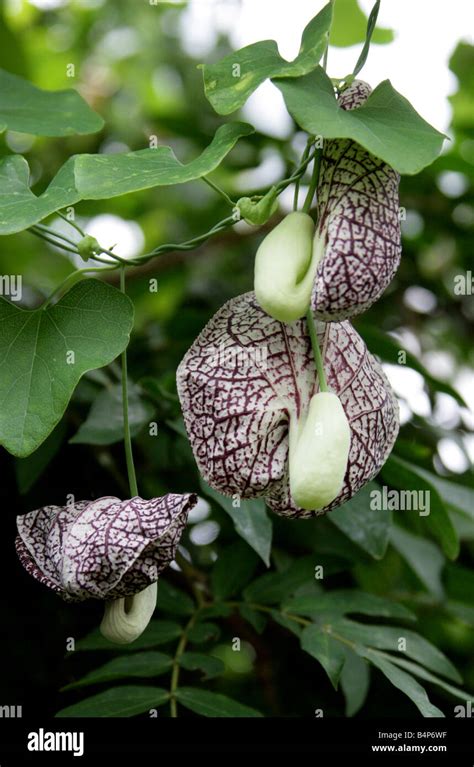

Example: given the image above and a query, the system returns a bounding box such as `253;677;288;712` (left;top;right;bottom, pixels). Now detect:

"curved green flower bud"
289;392;350;510
237;185;279;226
100;582;158;645
254;211;323;323
77;235;100;262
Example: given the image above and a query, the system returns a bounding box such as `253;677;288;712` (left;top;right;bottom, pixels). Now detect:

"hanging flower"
16;493;196;643
177;292;399;519
311;79;402;320
253;80;401;324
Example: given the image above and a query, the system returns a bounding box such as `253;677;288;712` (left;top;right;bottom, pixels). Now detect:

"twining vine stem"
120;267;139;498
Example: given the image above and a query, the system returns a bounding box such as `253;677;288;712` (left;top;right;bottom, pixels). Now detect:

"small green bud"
236;186;279;226
77;235;100;262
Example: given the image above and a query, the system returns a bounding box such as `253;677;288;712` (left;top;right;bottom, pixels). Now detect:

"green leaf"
328;482;392;559
390;525;445;599
332;618;461;682
358;324;466;406
274;67;446;174
243;556;317;605
201;2;333;114
187;622;220;645
239;604;267;634
15;420;66;493
62;652;172;690
375;652;471;703
74;122;254;199
381;456;460;560
360;651;445;717
155;579;195;616
179;652;225;680
0;68;104;136
300;625;346;689
330;0;393;47
200;478;272;566
70;382;154;445
412;468;474;522
0;154;79;236
56;686;169;718
284;589;416;621
0;124;253;235
74;620;182;651
0;280;134;457
340;648;370;716
175;687;262;717
211;540;259;600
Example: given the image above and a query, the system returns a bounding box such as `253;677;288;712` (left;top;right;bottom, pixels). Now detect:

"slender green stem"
170;611;198;717
120;267;138;497
35;223;79;248
293;138;313;211
30;226;79;255
302;149;322;214
57;209;86;237
322;45;329;72
306;308;328;392
136;215;236;264
42;266;117;309
202;176;236;207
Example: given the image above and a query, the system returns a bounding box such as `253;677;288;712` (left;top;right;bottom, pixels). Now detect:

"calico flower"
177;292;399;519
16;493;196;643
254;80;401;323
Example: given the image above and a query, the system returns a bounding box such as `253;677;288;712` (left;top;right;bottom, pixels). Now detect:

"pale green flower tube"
254;211;324;323
289;392;350;510
100;582;158;644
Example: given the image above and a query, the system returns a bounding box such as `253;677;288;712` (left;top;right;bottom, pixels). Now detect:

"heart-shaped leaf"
0;68;104;136
0;123;253;235
310;79;402;320
177;292;399;518
201;2;333;115
0;279;133;457
274;67;446;174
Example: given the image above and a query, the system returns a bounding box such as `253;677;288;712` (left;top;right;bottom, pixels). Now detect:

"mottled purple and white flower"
311;80;401;320
253;80;401;324
16;493;196;643
177;292;399;519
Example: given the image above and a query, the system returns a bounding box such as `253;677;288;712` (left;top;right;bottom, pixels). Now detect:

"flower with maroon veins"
254;80;401;324
177;292;399;519
311;80;402;320
16;493;196;643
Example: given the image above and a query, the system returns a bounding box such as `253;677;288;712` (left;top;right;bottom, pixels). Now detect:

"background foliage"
0;0;473;718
